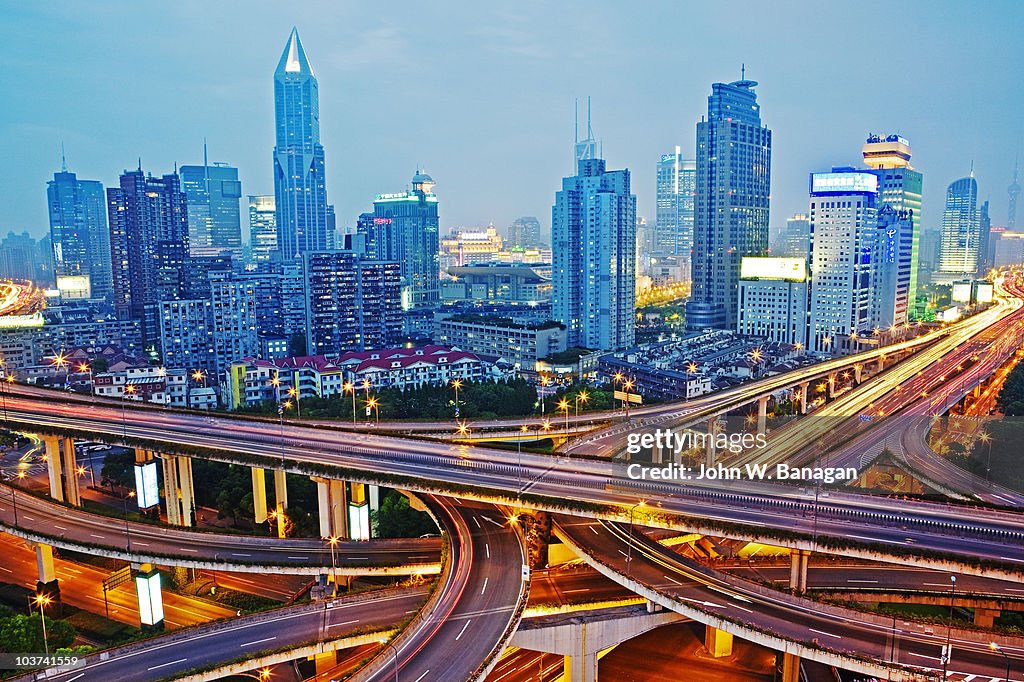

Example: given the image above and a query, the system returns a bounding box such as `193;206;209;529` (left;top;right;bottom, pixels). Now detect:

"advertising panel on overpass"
739;257;807;281
133;461;160;509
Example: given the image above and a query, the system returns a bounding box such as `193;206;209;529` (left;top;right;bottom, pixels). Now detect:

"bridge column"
42;436;64;502
274;469;288;538
782;652;800;682
34;542;61;609
876;355;886;372
797;382;809;415
312;477;348;539
704;625;733;658
59;438;81;506
853;363;863;384
564;646;598;682
756;396;770;437
160;454;195;527
704;419;717;467
974;608;1000;628
827;374;837;399
789;550;809;593
251;468;267;525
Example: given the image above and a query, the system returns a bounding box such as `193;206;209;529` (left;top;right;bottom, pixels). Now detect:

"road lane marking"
485;543;490;559
330;619;360;628
808;628;842;639
90;534;105;539
847;579;879;583
231;553;252;557
65;674;85;682
662;575;683;586
147;658;188;670
348;556;368;560
483;516;503;527
473;517;481;529
413;671;430;682
564;589;590;593
287;556;306;559
589;526;600;535
241;636;277;647
54;525;67;530
133;542;149;546
0;566;11;573
179;548;198;552
481;577;489;595
455;619;472;641
22;516;34;521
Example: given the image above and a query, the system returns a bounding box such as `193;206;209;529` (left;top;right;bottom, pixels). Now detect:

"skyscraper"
248;195;277;263
978;200;993;274
273;28;330;260
862;134;923;305
180;147;243;258
508;216;542;249
47;166;112;301
686;75;772;330
807;170;879;354
777;214;810;258
552;115;636;351
360;171;440;309
938;175;980;282
107;168;189;348
654;147;696;258
1009;154;1020;229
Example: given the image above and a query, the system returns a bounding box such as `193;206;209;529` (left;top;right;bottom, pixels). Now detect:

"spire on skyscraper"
276;27;314;77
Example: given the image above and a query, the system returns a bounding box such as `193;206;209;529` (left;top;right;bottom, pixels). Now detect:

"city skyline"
3;2;1023;242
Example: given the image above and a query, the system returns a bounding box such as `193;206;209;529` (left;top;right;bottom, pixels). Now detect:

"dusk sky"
3;1;1023;241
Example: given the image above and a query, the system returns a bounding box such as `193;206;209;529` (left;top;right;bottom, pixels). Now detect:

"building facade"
654;147;696;259
47;169;112;301
736;257;809;346
248;195;277;263
938;175;980;282
107;168;189;348
508;216;542;249
552;140;637;351
180;156;243;259
273;28;330;259
435;314;567;370
686;76;772;331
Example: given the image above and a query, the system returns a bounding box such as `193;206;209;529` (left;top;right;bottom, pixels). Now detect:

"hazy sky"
2;1;1023;241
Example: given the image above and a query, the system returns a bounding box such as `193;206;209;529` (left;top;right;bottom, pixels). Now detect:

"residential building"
94;366;189;406
736;257;808;346
686;75;772;330
775;214;810;258
273;28;330;259
552;113;636;351
440;225;503;272
994;231;1024;267
47;167;112;301
107;168;189;348
873;205;914;329
0;232;48;283
435;314;567;370
302;250;402;355
977;200;993;273
938;175;981;282
180;153;243;259
248;195;278;263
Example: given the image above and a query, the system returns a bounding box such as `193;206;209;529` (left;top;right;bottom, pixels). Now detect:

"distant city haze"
2;1;1022;239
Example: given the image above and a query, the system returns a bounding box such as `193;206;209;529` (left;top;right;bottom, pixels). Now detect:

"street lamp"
380;638;400;682
622;379;635;420
941;575;957;680
574;390;589;417
124;490;135;552
270;375;281;403
122;384;136;437
343;382;356;424
626;501;645;577
979;432;993;480
455;421;470;439
539;375;551;415
990;642;1010;682
366;397;380;427
517;424;529;494
287;387;301;418
328;535;339;597
557;398;570;436
31;594;52;656
451;379;463;420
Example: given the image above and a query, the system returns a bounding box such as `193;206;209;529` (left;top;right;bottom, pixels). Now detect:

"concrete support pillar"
853;363;863;384
652;440;663;464
789;549;809;593
756;396;770;437
35;543;56;584
827;374;837;399
782;653;800;682
877;355;886;373
274;469;288;538
704;625;733;658
160;455;195;527
313;652;337;674
564;652;598;682
42;436;64;503
704;419;717;467
60;438;81;506
797;383;809;415
312;477;348;539
974;608;1000;628
251;468;267;525
368;484;380;514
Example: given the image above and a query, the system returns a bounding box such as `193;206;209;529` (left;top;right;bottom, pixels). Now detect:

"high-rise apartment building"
508;216;542;249
248;195;278;263
273;28;330;259
1009;156;1020;229
303;251;402;355
938;175;980;282
687;76;772;330
47;167;112;301
0;232;45;283
654;147;696;258
978;200;993;273
552;121;636;351
776;214;810;258
873;205;914;329
736;257;808;345
862;134;923;305
358;171;440;309
107;168;189;348
180;150;243;259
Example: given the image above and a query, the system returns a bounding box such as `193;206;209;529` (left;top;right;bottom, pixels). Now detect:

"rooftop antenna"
60;142;67;172
741;63;745;80
138;157;142;172
970;160;974;178
587;95;593;142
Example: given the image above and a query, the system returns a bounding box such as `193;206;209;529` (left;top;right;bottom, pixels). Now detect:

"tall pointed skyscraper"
273;28;330;260
1008;153;1020;229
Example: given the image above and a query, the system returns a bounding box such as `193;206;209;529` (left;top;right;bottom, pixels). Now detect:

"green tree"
373;490;438;538
0;614;76;653
100;450;135;489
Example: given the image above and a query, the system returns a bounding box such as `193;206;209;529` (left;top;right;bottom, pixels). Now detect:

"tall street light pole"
380;638;400;682
626;501;645;577
941;575;957;680
343;382;356;424
989;642;1010;682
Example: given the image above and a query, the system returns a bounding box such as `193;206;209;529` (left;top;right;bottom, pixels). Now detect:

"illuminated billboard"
56;275;91;300
348;503;370;541
135;570;164;626
951;281;972;303
810;172;878;195
975;282;994;303
938;306;961;323
740;257;807;281
134;461;159;509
